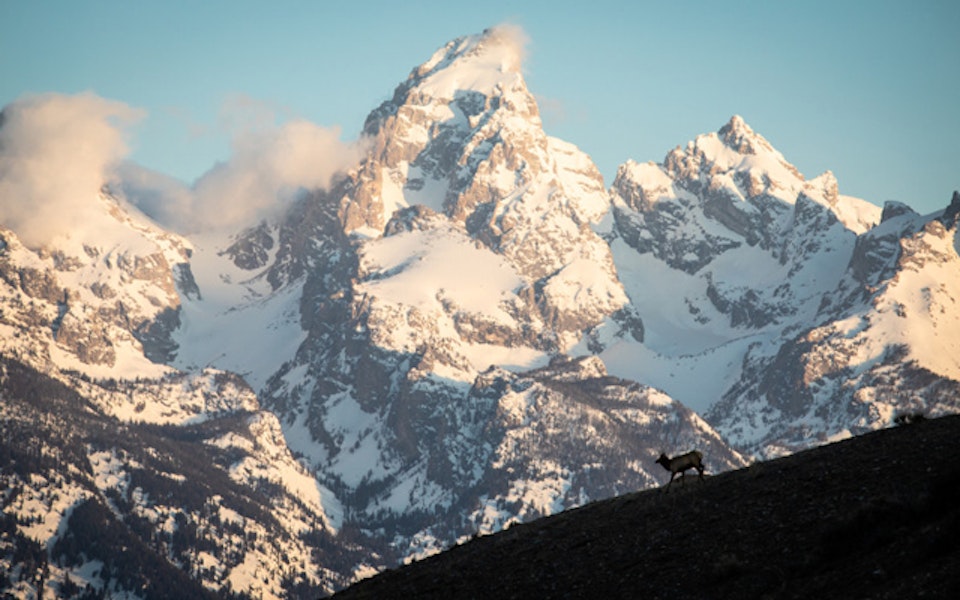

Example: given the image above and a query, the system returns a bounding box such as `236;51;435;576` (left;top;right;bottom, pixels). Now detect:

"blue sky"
2;0;958;215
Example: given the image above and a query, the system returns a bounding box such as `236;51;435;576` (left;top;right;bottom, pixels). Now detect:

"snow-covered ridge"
605;113;956;453
0;190;195;377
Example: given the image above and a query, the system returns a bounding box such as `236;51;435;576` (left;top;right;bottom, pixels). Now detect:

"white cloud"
113;162;196;229
186;117;367;233
486;23;530;72
0;91;369;243
0;92;144;247
121;95;368;234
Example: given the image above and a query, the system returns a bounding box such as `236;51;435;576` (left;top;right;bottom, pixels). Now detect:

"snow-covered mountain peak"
410;25;527;99
881;200;919;223
337;29;627;346
717;114;773;156
667;115;803;187
613;115;880;258
347;27;545;237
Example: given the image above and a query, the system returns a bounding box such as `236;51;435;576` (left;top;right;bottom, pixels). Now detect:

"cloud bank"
0;92;144;247
118;117;366;234
194;119;365;232
121;94;369;234
1;92;367;246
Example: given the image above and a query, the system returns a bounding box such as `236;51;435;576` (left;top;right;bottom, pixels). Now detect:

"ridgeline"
331;414;960;599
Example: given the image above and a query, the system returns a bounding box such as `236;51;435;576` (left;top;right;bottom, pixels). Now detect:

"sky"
1;0;958;220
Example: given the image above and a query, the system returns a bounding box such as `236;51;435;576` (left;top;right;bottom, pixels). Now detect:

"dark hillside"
330;414;960;599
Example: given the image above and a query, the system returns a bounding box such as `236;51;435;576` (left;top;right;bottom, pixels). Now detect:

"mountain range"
2;26;958;599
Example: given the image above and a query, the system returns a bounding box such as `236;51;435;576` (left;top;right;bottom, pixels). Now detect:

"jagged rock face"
845;208;926;293
661;116;800;252
0;192;194;370
608;116;881;340
611;117;879;277
880;200;917;223
223;221;275;271
707;195;960;457
335;28;628;342
462;357;745;531
268;352;746;562
939;190;960;228
604;118;960;464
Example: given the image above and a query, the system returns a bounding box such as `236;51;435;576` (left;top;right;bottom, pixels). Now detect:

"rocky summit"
2;26;959;599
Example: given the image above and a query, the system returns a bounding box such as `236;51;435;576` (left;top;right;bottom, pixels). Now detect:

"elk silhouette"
655;450;705;489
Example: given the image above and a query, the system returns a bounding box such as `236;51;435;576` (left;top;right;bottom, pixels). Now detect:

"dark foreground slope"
331;414;960;599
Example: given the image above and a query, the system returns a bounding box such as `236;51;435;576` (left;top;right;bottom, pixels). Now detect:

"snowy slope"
170;226;308;392
603;116;884;413
707;198;960;456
